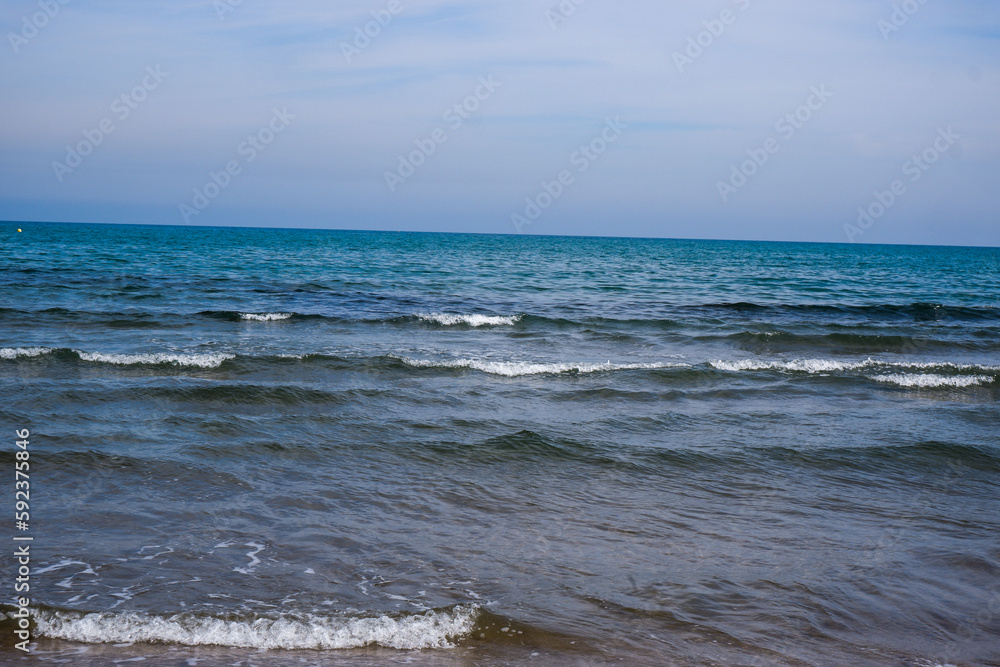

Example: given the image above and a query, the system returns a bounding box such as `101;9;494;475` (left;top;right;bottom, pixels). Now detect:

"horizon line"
5;218;999;251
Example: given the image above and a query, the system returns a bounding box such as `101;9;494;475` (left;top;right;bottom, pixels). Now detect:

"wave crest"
32;605;480;650
709;358;1000;374
416;313;521;327
395;356;687;377
0;347;53;360
240;312;293;322
76;351;234;369
709;358;867;373
873;374;995;388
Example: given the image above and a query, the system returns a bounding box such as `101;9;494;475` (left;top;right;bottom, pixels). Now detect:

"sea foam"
396;356;686;377
710;358;1000;374
240;312;293;322
0;347;53;360
416;313;521;327
872;374;994;388
709;358;869;373
32;605;480;650
75;351;235;369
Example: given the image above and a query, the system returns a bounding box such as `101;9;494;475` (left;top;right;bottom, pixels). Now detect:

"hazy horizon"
8;218;1000;250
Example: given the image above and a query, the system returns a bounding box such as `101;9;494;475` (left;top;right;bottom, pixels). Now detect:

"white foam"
416;313;521;327
709;358;872;373
873;374;994;388
234;542;265;575
240;313;293;322
885;361;1000;372
710;358;1000;374
32;605;480;650
396;356;687;377
33;560;93;576
76;351;235;369
0;346;53;360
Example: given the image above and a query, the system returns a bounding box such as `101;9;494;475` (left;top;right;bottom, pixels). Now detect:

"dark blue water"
2;222;999;666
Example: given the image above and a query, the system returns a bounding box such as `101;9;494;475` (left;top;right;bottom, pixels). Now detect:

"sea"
1;222;999;666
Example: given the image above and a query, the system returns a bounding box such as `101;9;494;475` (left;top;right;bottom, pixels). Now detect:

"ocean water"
1;222;999;666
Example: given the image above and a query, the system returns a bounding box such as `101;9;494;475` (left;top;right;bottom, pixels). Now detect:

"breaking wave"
709;358;1000;375
31;605;480;650
240;312;293;322
0;346;53;359
394;355;687;377
872;374;995;388
416;313;522;327
75;351;235;369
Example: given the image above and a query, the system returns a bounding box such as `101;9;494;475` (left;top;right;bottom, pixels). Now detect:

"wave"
394;355;688;377
75;351;235;369
8;300;1000;327
4;347;998;385
29;604;479;650
693;301;1000;322
719;330;997;354
0;347;235;369
203;310;525;328
710;358;869;373
709;358;1000;374
417;433;1000;472
872;373;995;388
239;312;293;322
0;346;53;359
416;312;522;327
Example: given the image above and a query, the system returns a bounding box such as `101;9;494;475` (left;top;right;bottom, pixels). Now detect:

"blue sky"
1;0;998;245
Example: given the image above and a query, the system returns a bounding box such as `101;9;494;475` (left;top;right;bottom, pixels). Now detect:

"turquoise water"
2;222;999;665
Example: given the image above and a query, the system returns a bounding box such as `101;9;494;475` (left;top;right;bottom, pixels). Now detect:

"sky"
1;0;998;245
